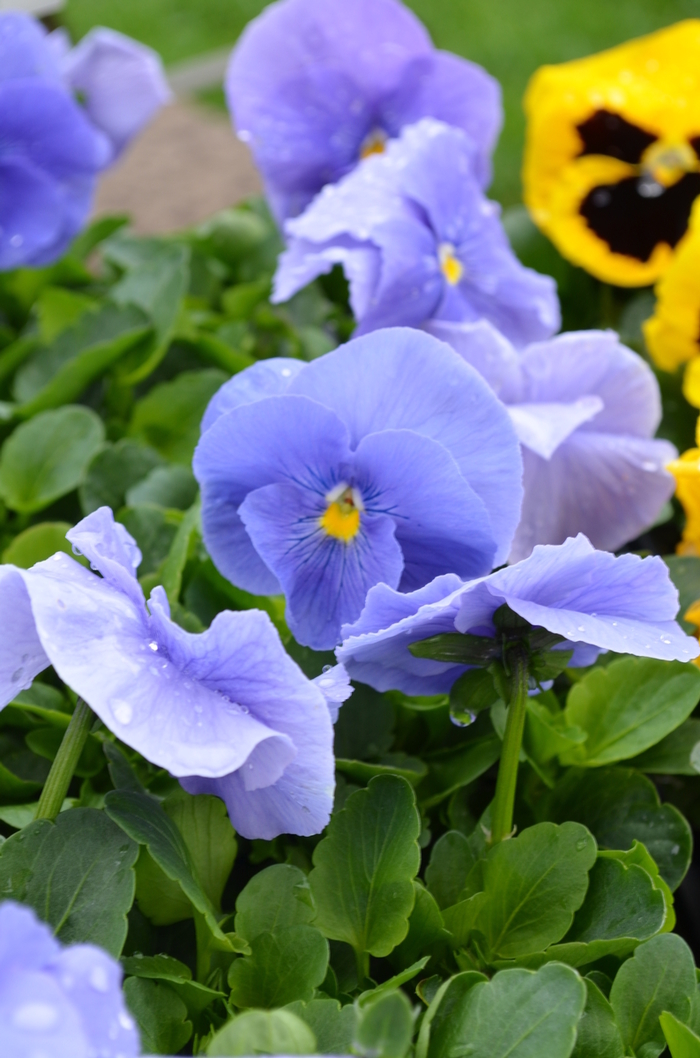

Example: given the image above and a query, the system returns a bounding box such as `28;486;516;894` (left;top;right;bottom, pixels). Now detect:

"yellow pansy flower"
523;21;700;286
668;421;700;555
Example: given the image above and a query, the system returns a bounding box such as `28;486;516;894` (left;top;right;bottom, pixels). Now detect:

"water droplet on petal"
119;1011;135;1032
148;641;158;652
90;965;110;992
113;701;132;725
13;1002;59;1031
577;626;585;632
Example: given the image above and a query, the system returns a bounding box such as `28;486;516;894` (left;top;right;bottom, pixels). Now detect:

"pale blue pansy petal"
194;394;353;595
66;506;144;608
509;433;677;563
61;27;170;159
23;554;291;779
200;357;307;433
336;574;467;695
424;319;524;401
0;11;62;82
520;330;662;437
273;236;382;319
353;427;497;585
509;397;604;460
240;480;404;650
0;967;89;1058
51;945;139;1058
0;157;63;271
313;663;352;723
0;566;50;708
288;328;523;565
0;903;60;974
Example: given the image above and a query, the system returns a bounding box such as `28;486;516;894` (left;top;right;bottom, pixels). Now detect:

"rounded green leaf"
228;924;329;1008
0;406;104;513
207;1009;316;1057
2;522;87;568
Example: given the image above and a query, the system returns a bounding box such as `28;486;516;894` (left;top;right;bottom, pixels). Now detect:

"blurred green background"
63;0;700;205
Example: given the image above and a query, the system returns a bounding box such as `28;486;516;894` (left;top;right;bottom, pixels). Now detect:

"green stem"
355;948;369;988
35;697;93;821
490;648;529;845
194;910;211;984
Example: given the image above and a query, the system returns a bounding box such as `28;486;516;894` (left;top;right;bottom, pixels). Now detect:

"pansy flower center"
438;242;464;285
360;128;388;159
319;482;363;542
640;140;699;191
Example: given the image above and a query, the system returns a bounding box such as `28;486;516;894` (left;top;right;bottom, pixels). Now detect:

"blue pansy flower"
273;119;560;346
0;12;169;269
193;328;524;650
226;0;501;221
0;508;346;840
0;901;139;1058
427;320;677;561
336;534;700;696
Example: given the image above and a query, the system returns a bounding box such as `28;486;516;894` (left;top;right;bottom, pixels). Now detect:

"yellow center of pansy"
640;140;699;190
360;129;388;159
319;483;363;542
438;243;464;285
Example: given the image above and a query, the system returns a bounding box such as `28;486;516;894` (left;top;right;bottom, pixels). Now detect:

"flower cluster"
0;12;169;268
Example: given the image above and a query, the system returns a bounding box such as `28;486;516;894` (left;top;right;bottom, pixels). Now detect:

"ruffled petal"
313;663;352;722
0;157;62;270
239;480;404;649
194;394;353;595
0;11;62;83
200;357;307;433
61;28;170;158
50;945;139;1058
0;903;60;974
424;319;524;401
336;574;467;695
289;328;523;565
66;507;144;609
509;396;604;460
0;967;89;1058
24;555;291;778
510;432;677;561
354;427;496;584
0;566;50;709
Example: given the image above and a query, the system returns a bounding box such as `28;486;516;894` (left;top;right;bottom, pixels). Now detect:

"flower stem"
489;647;529;845
35;697;93;821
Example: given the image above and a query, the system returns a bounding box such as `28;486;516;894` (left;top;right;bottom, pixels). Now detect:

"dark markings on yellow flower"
577;109;656;165
580;173;700;261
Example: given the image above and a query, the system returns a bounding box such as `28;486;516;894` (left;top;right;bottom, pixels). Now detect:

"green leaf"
235;863;315;942
228;924;329;1008
353;990;414;1058
562;657;700;766
409;632;500;665
627;718;700;775
335;756;427;785
470;821;597;959
14;302;150;416
79;439;163;515
661;1011;700;1058
566;855;666;943
0;405;105;513
125;464;198;511
571;978;624;1058
285;998;357;1055
122;953;224;1016
159;500;200;605
2;522;87;568
332;682;394;760
161;788;236;912
422;962;586;1058
207;1009;316;1056
118;505;178;576
35;285;97;343
0;798;74;830
415;971;487;1058
426;830;477;910
419;717;502;807
128;368;227;463
104;788;230;946
610;934;696;1058
309;775;421;957
25;724;104;777
448;668;501;722
0;807;137;955
123;976;192;1056
547;767;692;890
389;883;448;969
664;556;700;633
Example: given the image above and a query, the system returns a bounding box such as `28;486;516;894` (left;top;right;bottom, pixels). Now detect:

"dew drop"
13;1002;59;1031
239;705;250;714
52;553;62;562
57;599;66;610
148;641;158;652
11;668;23;683
322;664;333;673
577;625;585;632
575;838;589;852
90;965;110;992
119;1011;135;1032
113;701;132;725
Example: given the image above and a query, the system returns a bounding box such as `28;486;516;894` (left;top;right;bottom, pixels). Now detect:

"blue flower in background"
337;534;699;695
0;901;139;1058
273;120;560;346
0;12;169;269
0;508;343;840
194;328;524;650
427;321;677;561
226;0;502;221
